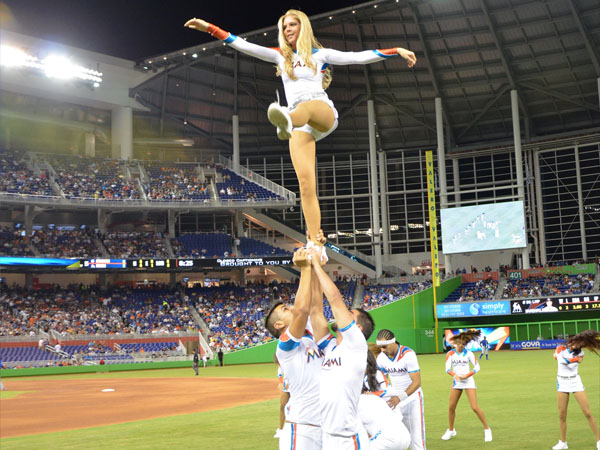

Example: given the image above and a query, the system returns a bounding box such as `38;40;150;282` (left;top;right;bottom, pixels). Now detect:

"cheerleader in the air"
185;10;416;257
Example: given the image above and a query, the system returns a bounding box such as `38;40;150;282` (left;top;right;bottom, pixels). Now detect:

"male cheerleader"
265;248;329;449
307;246;375;450
376;329;426;450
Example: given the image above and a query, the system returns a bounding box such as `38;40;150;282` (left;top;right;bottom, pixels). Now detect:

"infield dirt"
0;377;278;438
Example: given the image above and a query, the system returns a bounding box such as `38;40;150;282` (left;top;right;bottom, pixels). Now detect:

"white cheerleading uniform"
207;24;399;142
320;320;369;450
445;349;479;389
359;394;411;450
276;318;331;450
377;346;426;450
554;345;585;393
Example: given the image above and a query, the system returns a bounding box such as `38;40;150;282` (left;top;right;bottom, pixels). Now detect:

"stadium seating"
0;150;54;196
102;231;169;258
362;281;433;309
143;162;211;201
502;274;595;299
32;229;100;258
0;226;35;256
172;233;232;258
238;237;291;257
50;155;141;200
443;279;499;303
216;168;283;202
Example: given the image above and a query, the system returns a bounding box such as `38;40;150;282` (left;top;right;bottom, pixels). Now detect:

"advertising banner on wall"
510;339;564;350
437;300;510;318
444;326;510;352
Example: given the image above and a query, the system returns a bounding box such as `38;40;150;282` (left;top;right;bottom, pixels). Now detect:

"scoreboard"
0;256;294;272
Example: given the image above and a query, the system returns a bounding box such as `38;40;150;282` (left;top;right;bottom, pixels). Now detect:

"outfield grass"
1;350;598;449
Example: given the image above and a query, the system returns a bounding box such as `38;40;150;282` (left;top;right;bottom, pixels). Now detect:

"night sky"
1;0;359;60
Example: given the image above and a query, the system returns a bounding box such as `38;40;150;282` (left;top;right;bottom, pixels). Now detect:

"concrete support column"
112;106;133;160
170;273;177;289
25;273;33;290
97;209;109;234
367;100;382;277
533;152;547;266
378;150;390;256
511;90;530;269
232;115;240;172
167;210;176;238
98;273;107;288
452;159;461;206
574;145;587;260
84;132;96;158
24;205;34;236
436;97;452;275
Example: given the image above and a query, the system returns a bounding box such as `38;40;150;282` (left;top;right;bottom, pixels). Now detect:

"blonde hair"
276;9;332;89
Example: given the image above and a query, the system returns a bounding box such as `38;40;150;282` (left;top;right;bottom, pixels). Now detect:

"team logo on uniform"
385;367;407;374
306;348;325;363
322;357;341;368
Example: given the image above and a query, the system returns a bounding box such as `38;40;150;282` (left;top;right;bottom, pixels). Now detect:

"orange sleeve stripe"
207;23;230;41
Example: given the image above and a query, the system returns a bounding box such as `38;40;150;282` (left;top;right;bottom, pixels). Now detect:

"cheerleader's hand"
184;18;209;32
454;375;463;382
397;47;417;68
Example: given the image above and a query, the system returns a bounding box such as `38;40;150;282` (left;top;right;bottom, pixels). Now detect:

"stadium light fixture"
0;44;103;86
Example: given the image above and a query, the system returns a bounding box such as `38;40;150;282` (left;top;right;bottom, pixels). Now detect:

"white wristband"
398;391;408;401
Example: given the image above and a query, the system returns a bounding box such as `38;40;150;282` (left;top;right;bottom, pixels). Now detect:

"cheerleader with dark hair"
359;349;411;450
552;330;600;450
442;329;492;442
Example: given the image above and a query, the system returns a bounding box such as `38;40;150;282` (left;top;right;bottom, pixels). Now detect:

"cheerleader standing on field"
551;329;600;450
185;10;416;256
441;330;492;443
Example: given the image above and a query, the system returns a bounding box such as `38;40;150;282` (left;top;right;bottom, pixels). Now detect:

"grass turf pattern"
1;350;598;449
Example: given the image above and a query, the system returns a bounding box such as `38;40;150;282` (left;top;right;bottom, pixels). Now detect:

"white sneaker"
552;441;568;450
596;440;599;450
484;428;492;442
441;429;456;440
267;102;292;140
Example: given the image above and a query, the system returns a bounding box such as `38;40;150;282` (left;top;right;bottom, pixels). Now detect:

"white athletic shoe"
267;102;292;140
304;240;328;263
596;440;599;450
552;441;568;450
441;429;456;440
484;428;492;442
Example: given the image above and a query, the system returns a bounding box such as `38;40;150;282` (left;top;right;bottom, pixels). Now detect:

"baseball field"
1;349;598;450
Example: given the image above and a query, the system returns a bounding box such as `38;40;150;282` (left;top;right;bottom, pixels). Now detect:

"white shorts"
556;375;585;393
290;98;339;142
279;422;322;450
399;390;426;450
452;377;476;390
370;428;411;450
323;430;370;450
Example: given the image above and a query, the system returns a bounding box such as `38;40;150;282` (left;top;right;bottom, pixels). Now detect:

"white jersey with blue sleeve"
320;320;368;437
376;345;421;403
275;318;332;426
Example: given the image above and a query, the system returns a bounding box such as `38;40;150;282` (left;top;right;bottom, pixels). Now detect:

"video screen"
440;201;526;254
444;326;510;352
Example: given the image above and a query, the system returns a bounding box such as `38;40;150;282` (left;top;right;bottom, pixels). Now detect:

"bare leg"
289;100;335;132
289;131;320;240
573;391;600;441
448;388;462;430
464;389;489;428
557;392;569;442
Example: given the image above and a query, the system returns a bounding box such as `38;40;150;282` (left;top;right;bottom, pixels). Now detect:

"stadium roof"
130;0;600;156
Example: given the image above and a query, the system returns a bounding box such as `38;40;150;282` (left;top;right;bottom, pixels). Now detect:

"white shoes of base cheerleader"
267;102;293;140
441;429;456;440
552;441;568;450
305;240;328;264
484;428;492;442
596;440;599;450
